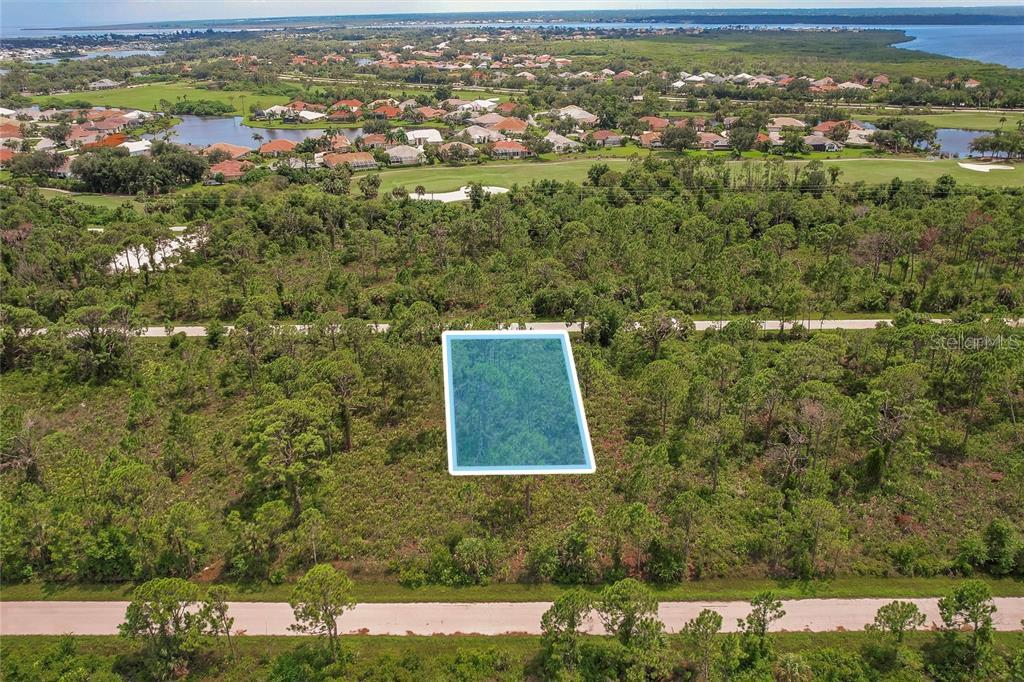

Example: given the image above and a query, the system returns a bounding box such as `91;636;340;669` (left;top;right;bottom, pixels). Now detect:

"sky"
2;0;1022;30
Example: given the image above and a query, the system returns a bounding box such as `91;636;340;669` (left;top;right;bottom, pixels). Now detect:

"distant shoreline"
19;8;1024;34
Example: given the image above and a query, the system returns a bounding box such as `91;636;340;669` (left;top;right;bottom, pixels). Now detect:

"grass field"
373;155;1022;193
4;576;1022;603
36;188;140;209
32;82;288;115
3;632;1022;679
862;111;1024;131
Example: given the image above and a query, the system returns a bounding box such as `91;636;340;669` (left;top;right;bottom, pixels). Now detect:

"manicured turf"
32;82;288;115
374;155;1022;193
862;111;1024;132
817;157;1023;187
36;188;140;209
4;576;1022;603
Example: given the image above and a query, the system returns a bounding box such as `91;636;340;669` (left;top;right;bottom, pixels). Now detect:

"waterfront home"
204;142;252;159
260;139;298;156
359;133;390;149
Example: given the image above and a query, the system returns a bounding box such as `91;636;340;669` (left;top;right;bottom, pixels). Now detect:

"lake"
934;128;990;157
144;115;364;149
29;49;165;64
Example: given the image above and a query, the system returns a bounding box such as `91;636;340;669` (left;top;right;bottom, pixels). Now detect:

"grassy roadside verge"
3;632;1022;677
3;576;1022;603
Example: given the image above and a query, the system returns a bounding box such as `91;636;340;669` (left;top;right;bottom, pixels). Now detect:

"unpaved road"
136;319;945;337
3;598;1023;636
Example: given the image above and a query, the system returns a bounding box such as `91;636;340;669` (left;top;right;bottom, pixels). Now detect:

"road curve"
3;598;1023;636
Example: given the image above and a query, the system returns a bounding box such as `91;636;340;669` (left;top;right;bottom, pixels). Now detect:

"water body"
28;49;166;64
894;26;1023;68
143;115;362;148
933;128;990;157
369;21;1023;68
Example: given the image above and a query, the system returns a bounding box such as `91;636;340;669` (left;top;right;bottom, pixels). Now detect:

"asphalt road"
3;598;1023;636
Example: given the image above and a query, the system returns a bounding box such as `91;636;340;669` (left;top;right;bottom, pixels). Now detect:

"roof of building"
260;139;298;153
204;142;251;158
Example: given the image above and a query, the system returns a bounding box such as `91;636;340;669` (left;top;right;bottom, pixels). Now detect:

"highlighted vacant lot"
442;330;595;475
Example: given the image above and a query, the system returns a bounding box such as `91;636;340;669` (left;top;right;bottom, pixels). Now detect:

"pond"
143;115;364;149
933;128;990;157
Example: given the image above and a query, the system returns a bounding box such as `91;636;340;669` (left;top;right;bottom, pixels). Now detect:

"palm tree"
252;132;264;145
415;185;426;197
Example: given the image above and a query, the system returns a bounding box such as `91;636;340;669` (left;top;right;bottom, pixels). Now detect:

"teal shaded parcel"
442;331;596;475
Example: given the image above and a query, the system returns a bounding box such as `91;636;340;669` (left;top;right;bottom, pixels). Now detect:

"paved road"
135;319;947;338
3;598;1023;636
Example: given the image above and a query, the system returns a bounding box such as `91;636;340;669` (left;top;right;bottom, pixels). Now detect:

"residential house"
333;98;363;111
260;139;298;156
460;125;505;144
204;142;252;159
0;148;14;167
496;101;519;115
371;105;402;119
387;144;424;166
489;117;528;136
803;134;843;152
359;133;390;149
639;116;670;131
209;159;252;181
88;78;121;90
437;141;478;159
674;117;707;132
491;139;529;159
768;117;806;133
470;112;506;126
697;132;730;150
589;130;622;147
554;105;600;126
0;123;23;140
328;135;352;151
964;79;981;89
407;129;444;146
297;110;326;122
322;151;377;171
414;106;446;120
837;81;868;90
118;139;152;156
639;131;663;148
543;131;580;153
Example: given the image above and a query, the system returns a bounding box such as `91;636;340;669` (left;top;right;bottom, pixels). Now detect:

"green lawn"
817;157;1023;187
32;82;288;115
36;188;140;209
862;110;1024;132
373;155;1022;193
4;576;1022;603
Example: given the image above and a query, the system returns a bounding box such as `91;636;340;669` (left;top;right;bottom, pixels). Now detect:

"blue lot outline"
442;330;596;475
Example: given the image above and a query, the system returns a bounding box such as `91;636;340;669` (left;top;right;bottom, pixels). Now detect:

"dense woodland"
2;163;1022;598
